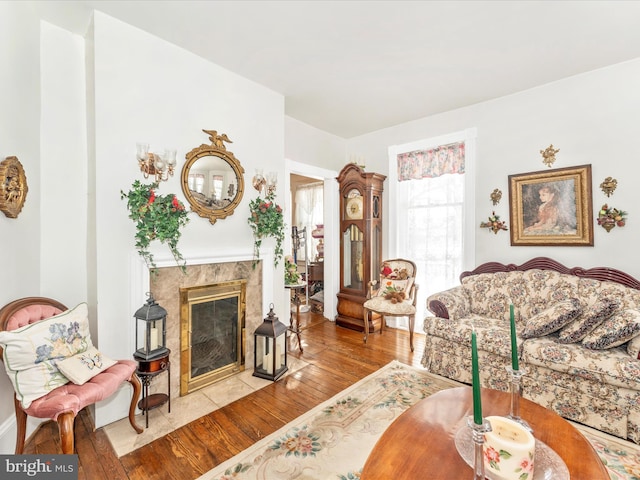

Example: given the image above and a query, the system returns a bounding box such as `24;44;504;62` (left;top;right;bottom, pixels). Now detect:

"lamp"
252;169;277;196
137;143;177;182
133;292;169;361
253;304;288;381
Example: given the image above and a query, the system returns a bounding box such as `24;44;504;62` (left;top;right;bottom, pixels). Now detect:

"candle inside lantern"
471;330;482;425
510;304;519;371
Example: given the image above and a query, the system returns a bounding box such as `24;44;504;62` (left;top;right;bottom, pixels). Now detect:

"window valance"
397;141;465;181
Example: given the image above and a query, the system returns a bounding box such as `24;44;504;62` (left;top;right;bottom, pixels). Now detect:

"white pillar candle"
275;344;282;370
265;353;273;375
149;327;159;350
483;416;535;480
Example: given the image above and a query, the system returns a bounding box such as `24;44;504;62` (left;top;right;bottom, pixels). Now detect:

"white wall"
88;12;286;426
346;58;640;280
0;2;42;453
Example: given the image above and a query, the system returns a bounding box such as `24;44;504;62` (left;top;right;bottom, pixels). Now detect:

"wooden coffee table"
361;386;608;479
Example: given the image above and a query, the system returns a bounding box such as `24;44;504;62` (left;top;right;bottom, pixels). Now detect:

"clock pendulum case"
336;163;386;332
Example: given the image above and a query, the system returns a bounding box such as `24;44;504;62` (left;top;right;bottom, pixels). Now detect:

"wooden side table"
135;349;171;428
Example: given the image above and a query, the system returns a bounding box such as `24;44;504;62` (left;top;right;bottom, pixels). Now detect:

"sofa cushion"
424;314;517;359
521;298;582;339
582;309;640;350
558;298;620;344
522;335;640;391
0;303;91;408
57;345;117;385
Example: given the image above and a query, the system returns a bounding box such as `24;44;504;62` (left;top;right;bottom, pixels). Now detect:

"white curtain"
294;182;323;261
391;137;469;330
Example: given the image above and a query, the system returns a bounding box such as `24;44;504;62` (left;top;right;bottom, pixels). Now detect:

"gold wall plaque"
0;156;28;218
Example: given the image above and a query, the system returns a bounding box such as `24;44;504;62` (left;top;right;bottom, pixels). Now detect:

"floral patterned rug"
199;360;640;480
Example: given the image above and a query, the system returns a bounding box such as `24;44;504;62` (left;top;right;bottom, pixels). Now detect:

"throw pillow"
57;345;116;385
521;298;582;339
558;298;620;344
376;277;414;299
627;334;640;359
583;309;640;350
0;303;91;408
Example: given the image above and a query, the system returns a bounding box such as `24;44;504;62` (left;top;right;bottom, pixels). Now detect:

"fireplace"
134;252;271;401
179;280;247;395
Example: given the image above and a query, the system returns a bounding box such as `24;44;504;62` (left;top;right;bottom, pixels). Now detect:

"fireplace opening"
179;280;246;395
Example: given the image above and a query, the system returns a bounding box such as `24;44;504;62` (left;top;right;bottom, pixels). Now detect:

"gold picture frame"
508;164;593;246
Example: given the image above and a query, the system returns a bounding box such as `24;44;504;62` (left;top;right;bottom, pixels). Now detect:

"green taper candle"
471;330;482;424
510;303;519;370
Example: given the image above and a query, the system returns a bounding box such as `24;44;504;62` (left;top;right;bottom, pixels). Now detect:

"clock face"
345;195;363;220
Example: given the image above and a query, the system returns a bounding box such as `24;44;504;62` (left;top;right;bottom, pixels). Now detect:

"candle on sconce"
471;330;483;425
510;303;519;371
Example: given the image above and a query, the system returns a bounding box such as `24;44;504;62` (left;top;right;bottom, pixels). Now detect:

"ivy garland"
121;180;190;272
248;191;285;268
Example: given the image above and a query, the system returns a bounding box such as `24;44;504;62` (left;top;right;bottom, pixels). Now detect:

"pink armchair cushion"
5;305;64;331
23;360;137;420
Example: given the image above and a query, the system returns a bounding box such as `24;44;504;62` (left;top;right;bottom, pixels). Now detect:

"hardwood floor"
23;312;425;480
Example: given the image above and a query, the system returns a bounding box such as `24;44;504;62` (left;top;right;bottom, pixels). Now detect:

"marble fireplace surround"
131;251;274;401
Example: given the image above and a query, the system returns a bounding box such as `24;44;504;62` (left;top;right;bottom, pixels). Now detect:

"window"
388;130;476;327
188;173;205;193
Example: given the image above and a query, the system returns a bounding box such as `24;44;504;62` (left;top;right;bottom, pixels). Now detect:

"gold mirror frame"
181;129;245;224
0;156;28;218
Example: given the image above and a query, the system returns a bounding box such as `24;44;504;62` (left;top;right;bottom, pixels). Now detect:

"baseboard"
0;415;15;454
0;414;45;454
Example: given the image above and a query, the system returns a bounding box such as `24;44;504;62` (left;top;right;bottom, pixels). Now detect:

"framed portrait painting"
508;165;593;246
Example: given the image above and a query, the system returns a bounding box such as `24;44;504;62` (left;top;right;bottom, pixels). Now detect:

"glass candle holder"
467;416;492;480
506;366;533;432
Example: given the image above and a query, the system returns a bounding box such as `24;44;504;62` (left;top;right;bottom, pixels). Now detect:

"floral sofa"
422;257;640;443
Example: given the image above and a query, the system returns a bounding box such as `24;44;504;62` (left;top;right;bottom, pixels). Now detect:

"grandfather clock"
336;163;386;332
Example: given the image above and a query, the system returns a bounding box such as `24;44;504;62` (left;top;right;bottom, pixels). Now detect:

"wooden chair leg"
13;396;27;454
363;307;370;344
128;374;144;434
57;411;76;454
409;314;415;352
379;314;385;335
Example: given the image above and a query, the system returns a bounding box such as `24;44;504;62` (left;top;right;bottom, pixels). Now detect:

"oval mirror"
181;129;245;224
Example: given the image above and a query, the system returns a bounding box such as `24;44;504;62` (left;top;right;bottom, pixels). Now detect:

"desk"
361;386;608;479
135;349;171;428
285;282;306;353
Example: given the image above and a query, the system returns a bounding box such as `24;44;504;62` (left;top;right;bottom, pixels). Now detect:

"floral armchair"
363;259;418;351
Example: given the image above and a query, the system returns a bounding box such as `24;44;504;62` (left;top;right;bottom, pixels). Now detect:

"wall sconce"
137;143;177;182
252;169;277;196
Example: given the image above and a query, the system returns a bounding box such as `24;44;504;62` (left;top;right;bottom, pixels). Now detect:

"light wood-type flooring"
23;310;423;480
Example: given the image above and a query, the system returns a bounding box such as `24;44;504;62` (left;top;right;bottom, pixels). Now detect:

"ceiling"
25;1;640;139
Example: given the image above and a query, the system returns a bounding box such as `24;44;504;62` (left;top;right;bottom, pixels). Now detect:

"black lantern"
134;292;169;361
253;304;288;381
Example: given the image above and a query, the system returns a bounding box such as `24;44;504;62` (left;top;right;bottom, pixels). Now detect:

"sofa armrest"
427;286;470;320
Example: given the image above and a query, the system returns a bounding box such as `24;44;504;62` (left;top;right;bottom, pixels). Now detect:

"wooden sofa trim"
460;257;640;290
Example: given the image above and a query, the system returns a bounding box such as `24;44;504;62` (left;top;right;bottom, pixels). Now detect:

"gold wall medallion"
540;144;560;167
0;156;28;218
599;176;617;197
490;188;502;205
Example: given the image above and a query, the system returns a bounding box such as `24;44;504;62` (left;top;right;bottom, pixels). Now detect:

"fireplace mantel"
129;249;274;395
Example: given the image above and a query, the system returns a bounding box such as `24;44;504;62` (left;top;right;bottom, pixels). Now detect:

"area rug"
198;360;640;480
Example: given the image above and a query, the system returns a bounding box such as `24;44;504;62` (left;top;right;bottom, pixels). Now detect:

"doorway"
285;159;338;320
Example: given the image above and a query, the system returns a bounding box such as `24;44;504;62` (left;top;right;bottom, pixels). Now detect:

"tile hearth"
103;357;309;457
